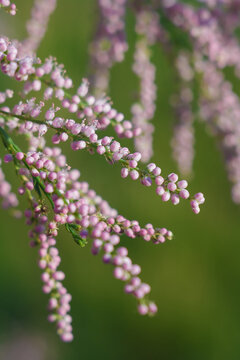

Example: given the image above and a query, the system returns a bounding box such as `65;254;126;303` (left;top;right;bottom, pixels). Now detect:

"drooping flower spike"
171;52;195;177
89;0;128;96
18;0;57;57
131;6;159;162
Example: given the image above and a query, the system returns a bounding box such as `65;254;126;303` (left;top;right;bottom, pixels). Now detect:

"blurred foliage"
0;1;240;359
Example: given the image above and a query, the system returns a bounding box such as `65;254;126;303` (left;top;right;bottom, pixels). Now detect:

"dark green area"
0;1;240;359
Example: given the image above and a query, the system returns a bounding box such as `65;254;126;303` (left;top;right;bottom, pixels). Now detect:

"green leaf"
65;223;88;247
33;177;42;199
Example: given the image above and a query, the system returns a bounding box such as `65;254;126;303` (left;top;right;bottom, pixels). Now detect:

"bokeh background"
1;1;240;359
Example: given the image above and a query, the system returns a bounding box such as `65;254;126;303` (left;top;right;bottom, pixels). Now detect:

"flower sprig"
0;1;209;343
0;124;177;341
0;108;205;213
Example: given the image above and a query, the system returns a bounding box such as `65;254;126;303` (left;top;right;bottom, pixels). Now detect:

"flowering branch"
0;1;211;343
0;124;174;341
0;108;205;213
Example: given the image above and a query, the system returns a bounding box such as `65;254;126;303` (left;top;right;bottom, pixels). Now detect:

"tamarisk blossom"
85;0;240;204
3;145;74;342
21;58;142;140
18;0;57;57
28;210;73;342
0;103;205;213
193;55;240;203
199;0;240;22
131;7;159;162
156;1;240;199
0;0;16;15
159;1;240;201
163;1;240;72
0;158;18;210
0;6;206;342
0;125;175;339
89;0;128;95
199;0;230;7
0;36;205;212
171;52;195;176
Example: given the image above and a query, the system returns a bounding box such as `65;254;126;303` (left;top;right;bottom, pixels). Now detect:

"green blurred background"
1;1;240;359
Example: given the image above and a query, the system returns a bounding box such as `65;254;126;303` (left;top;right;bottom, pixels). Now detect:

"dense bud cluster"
0;0;16;15
161;1;240;202
8;0;240;343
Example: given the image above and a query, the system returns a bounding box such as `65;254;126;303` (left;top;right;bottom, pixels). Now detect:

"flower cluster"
194;56;240;203
89;0;240;203
0;130;175;340
160;2;240;202
0;0;209;343
0;0;16;15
